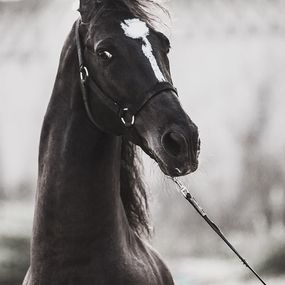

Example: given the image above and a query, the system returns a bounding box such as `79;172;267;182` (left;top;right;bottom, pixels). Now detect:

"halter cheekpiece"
75;18;178;133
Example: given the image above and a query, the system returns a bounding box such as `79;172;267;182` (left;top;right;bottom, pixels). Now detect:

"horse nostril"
162;131;186;157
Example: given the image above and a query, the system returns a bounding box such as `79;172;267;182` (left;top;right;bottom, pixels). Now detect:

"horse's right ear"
78;0;103;23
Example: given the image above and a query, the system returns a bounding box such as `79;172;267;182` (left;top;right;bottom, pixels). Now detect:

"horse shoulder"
133;234;175;285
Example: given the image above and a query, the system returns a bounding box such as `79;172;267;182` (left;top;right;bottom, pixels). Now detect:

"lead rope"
170;177;268;285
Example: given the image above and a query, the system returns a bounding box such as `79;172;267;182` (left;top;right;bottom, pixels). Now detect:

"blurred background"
0;0;285;284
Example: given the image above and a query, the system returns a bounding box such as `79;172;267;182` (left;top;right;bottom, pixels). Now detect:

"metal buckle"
120;108;135;127
80;66;89;83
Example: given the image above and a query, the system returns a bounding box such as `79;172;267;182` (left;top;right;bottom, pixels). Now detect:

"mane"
110;0;167;24
88;0;168;28
120;138;150;237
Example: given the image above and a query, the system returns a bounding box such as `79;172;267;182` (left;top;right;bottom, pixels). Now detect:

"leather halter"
75;19;178;134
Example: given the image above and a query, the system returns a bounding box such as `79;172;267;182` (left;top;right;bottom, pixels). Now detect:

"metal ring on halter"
120;108;135;127
80;66;89;83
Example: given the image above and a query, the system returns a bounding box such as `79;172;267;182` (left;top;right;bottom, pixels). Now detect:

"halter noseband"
75;19;178;133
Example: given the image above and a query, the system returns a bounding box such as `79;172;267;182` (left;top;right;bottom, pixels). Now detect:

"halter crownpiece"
75;18;177;133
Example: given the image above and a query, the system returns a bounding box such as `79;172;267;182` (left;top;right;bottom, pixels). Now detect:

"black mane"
108;0;166;24
120;139;150;237
82;0;167;27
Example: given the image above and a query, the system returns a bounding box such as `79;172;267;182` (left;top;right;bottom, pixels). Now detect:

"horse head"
77;0;200;177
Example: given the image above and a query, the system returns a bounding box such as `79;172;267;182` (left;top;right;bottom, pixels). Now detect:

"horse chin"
156;158;193;178
144;146;193;178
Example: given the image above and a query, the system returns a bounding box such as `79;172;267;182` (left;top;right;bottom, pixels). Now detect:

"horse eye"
97;50;113;60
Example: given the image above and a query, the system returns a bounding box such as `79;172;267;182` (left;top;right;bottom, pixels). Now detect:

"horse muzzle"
157;123;200;177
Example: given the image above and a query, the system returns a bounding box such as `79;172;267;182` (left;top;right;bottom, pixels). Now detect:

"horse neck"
31;27;129;265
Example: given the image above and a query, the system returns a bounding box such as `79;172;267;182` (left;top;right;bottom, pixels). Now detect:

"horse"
23;0;200;284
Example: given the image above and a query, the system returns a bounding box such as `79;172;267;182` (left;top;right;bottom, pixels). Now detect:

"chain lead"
170;177;267;285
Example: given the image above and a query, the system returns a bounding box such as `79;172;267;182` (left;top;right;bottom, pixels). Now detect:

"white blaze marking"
121;18;166;82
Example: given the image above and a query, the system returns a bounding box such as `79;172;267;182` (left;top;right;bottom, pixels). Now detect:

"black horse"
23;0;200;284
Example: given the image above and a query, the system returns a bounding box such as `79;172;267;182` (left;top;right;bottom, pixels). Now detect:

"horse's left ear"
78;0;103;23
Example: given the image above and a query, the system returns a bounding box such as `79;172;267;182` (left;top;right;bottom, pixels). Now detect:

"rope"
171;177;268;285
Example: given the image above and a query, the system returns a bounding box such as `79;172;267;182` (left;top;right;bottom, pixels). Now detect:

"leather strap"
75;18;178;132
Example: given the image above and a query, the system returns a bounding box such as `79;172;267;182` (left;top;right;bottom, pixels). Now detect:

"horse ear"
78;0;103;23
